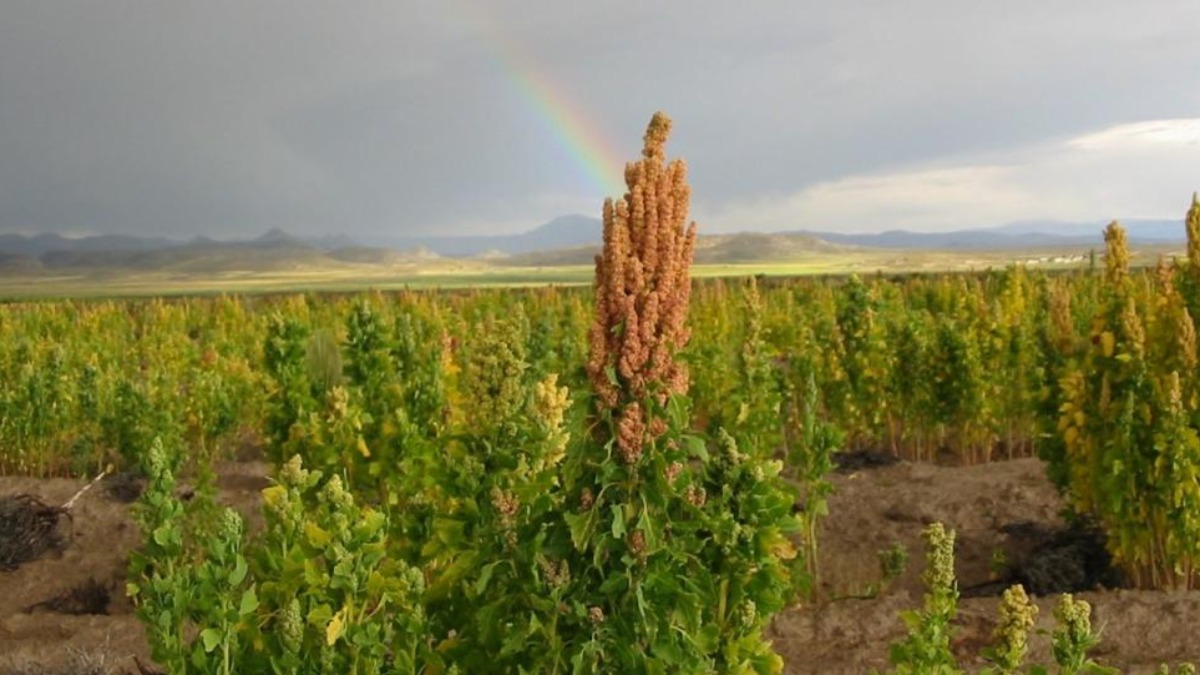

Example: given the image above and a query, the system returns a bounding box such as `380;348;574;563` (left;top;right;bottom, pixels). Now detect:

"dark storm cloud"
1;1;1198;238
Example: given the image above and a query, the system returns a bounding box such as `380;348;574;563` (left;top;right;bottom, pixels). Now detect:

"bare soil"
2;457;1198;673
771;458;1200;674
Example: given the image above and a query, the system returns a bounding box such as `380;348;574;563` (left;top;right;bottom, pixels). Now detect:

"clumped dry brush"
0;494;69;571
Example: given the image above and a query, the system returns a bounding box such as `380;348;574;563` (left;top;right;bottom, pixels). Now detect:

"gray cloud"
1;1;1198;238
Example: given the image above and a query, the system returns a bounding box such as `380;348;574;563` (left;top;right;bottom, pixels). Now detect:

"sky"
1;1;1199;239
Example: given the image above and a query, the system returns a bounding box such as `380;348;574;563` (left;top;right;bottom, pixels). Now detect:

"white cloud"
701;119;1200;233
1069;119;1200;150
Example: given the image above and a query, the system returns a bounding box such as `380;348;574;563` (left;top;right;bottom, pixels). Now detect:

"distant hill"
497;245;597;267
37;237;331;272
0;251;42;273
0;213;1188;277
326;246;440;265
0;232;178;257
693;232;850;263
364;214;602;257
992;219;1183;240
498;231;850;267
799;219;1185;250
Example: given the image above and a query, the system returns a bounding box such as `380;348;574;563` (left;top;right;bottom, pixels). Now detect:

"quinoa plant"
263;313;318;452
281;385;373;485
729;277;785;457
833;275;892;449
885;312;933;459
981;584;1037;675
1181;193;1200;322
249;455;430;674
1059;219;1200;589
889;522;961;675
785;371;840;593
1037;278;1080;493
1156;665;1198;675
546;112;800;673
128;439;256;675
414;314;579;671
1041;594;1115;675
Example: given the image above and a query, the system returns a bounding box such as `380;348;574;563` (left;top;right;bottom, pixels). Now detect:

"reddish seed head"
586;112;697;464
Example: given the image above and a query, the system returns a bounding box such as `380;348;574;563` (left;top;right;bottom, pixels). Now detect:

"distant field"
0;242;1182;299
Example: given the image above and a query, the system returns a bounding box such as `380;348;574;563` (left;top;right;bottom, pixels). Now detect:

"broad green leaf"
564;511;594;551
239;587;259;615
475;560;500;596
200;628;222;653
229;557;248;586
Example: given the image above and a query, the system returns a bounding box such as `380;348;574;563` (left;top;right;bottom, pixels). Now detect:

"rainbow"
444;1;627;198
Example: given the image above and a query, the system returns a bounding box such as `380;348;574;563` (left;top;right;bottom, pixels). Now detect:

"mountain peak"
257;227;295;242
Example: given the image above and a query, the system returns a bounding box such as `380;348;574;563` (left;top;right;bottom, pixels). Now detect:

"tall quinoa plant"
1059;219;1200;589
557;112;800;673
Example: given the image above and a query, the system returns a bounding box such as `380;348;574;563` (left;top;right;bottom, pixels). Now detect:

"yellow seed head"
1104;221;1130;286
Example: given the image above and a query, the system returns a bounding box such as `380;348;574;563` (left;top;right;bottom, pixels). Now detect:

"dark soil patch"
1003;518;1119;596
833;449;899;473
101;472;144;504
24;578;111;616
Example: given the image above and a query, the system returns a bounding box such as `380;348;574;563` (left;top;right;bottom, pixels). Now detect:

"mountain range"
0;214;1187;273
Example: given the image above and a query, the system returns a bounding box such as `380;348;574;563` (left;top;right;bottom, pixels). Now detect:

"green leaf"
307;603;333;628
229;557;248;586
432;517;467;547
475;561;500;596
564;511;594;551
684;435;710;462
239;587;259;615
611;504;627;540
152;524;175;547
200;628;222;653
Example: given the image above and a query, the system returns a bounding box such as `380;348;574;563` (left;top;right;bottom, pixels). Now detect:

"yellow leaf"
325;607;346;646
767;533;797;560
1100;331;1115;357
356;436;371;458
305;521;332;548
1064;426;1079;447
261;485;287;511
